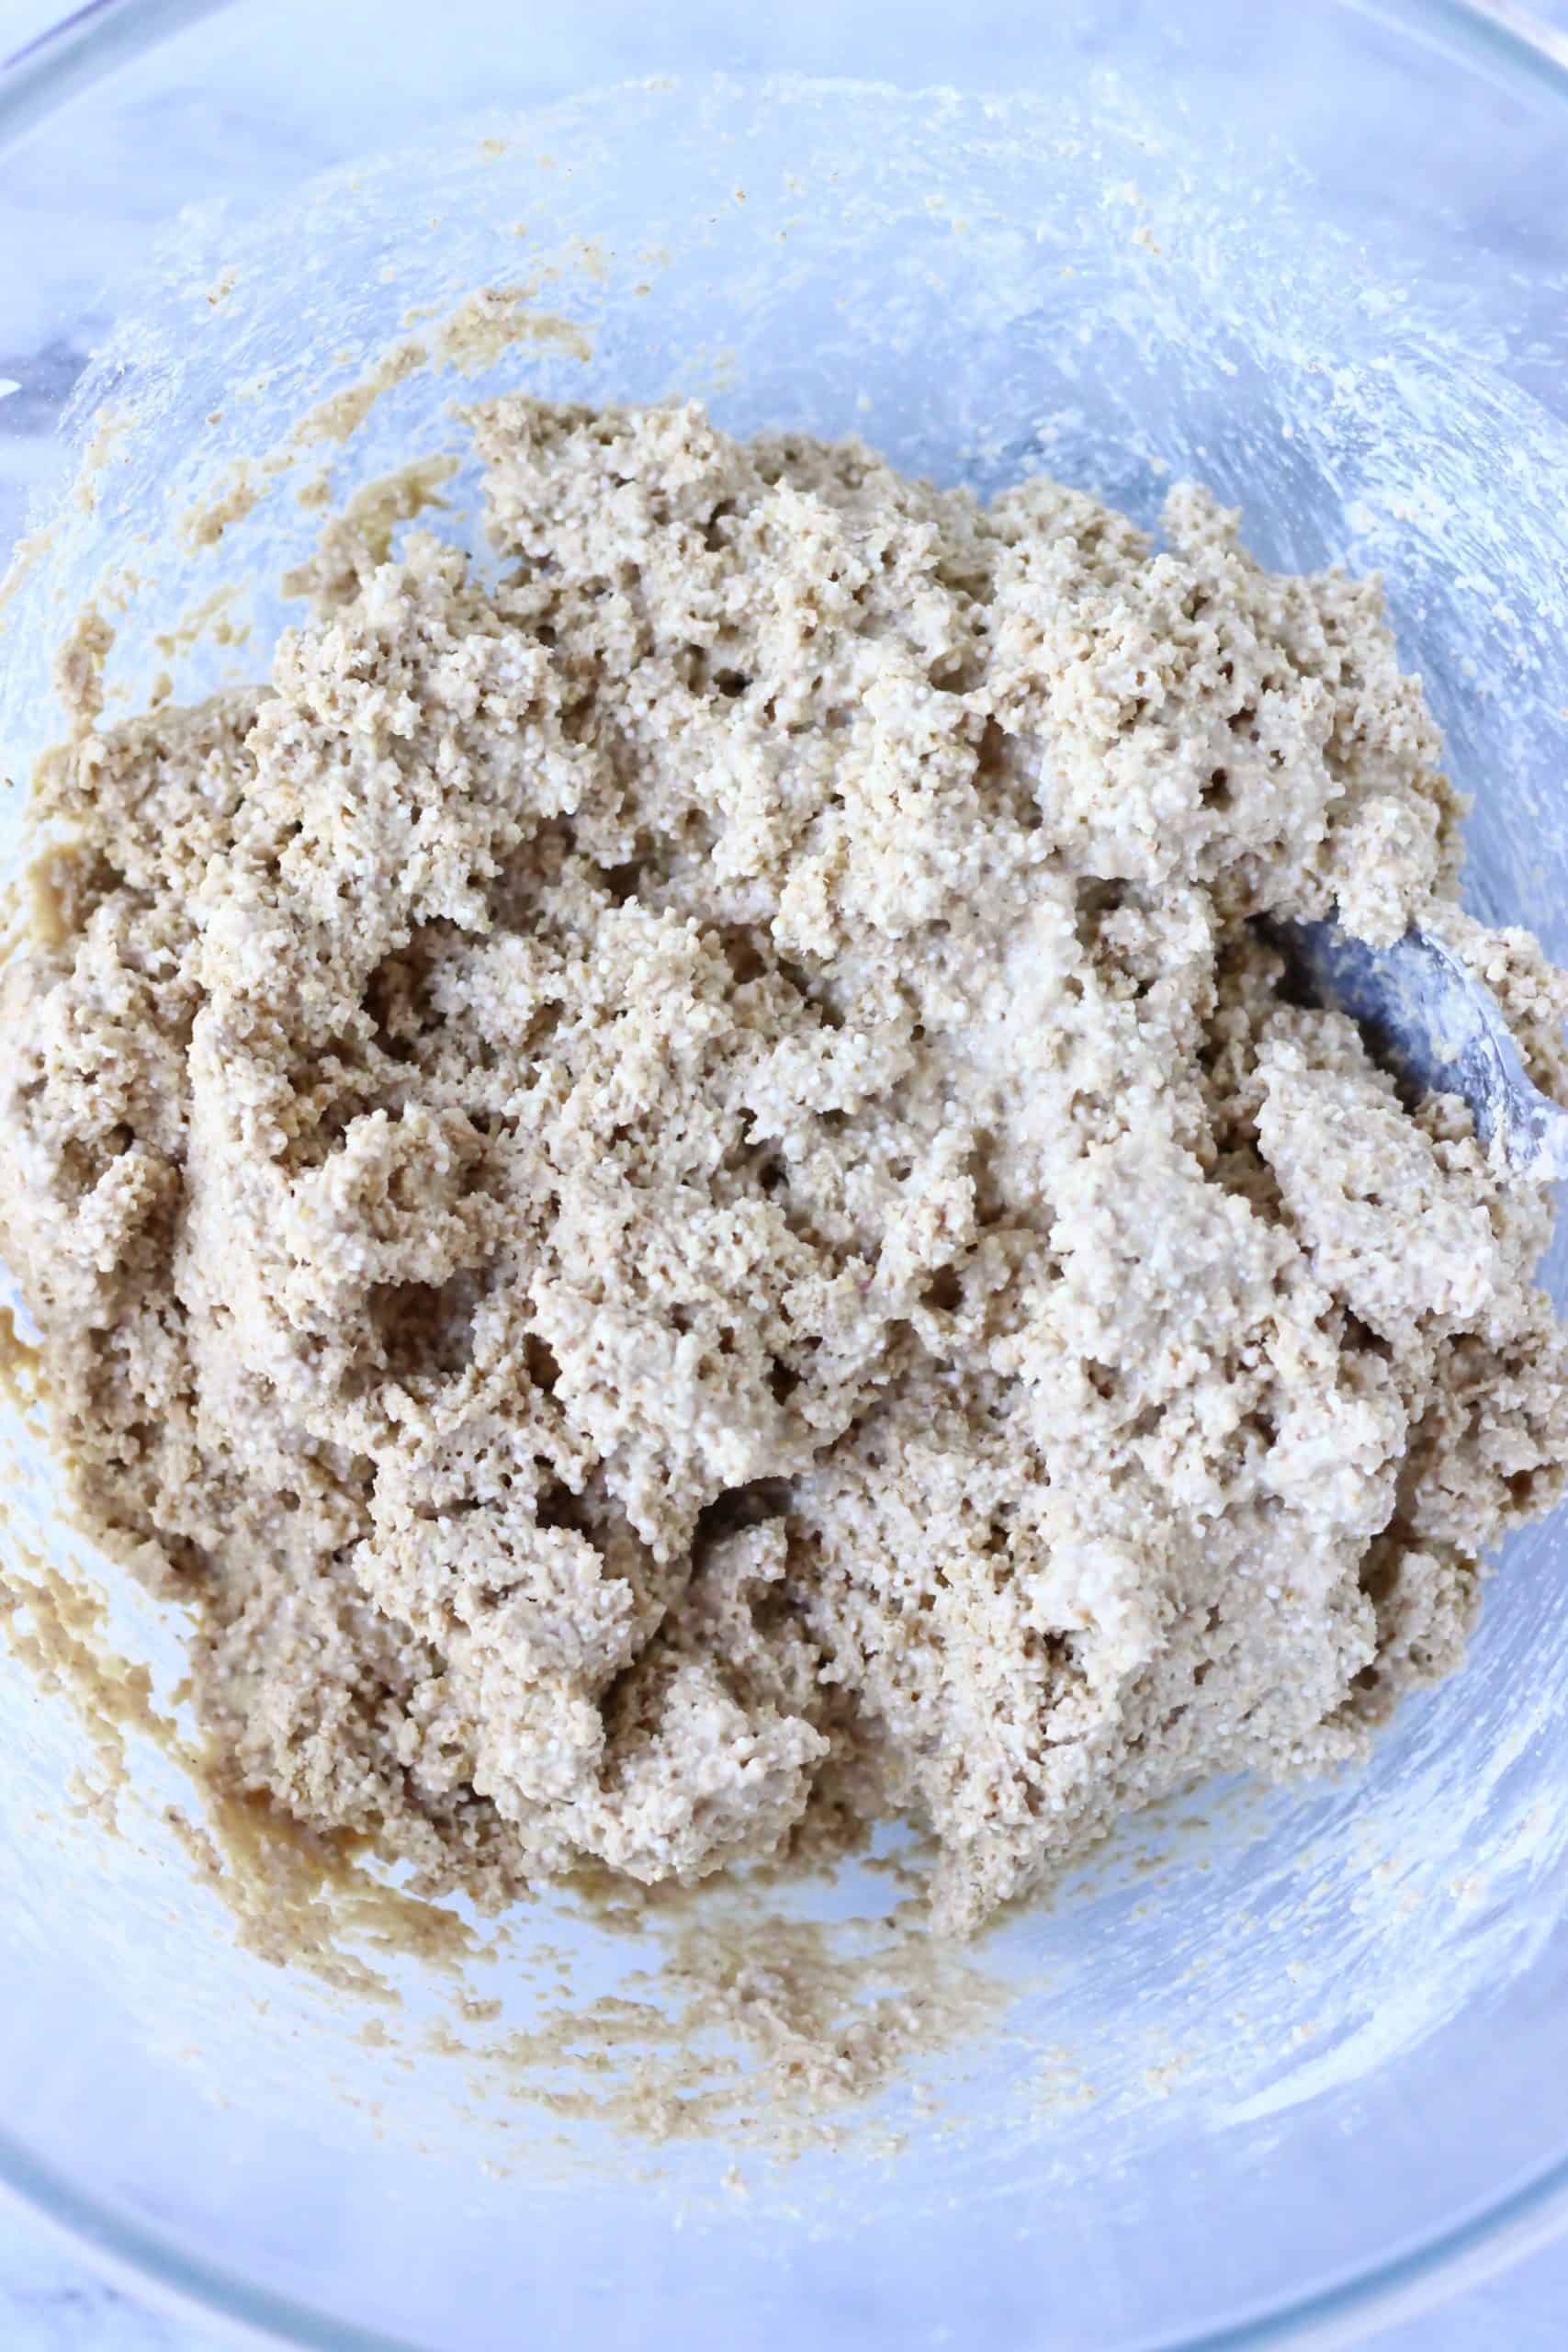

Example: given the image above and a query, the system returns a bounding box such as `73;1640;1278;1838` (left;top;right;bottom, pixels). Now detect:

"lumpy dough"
6;397;1568;1933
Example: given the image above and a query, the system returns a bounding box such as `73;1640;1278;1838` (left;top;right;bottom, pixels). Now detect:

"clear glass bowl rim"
3;1;1568;2346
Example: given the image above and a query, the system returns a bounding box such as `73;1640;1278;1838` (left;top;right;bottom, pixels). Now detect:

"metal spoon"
1270;918;1568;1184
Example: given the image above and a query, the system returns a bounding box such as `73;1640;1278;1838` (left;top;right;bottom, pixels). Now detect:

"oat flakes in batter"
4;397;1565;1933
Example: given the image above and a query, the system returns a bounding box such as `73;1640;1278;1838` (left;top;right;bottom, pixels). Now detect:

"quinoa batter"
4;398;1565;1933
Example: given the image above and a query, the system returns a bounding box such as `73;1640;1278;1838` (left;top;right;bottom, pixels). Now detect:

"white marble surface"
6;0;1568;2346
8;2155;1568;2351
0;2198;218;2351
10;2184;1568;2352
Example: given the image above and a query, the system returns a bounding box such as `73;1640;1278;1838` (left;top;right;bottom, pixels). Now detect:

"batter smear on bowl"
3;397;1565;1934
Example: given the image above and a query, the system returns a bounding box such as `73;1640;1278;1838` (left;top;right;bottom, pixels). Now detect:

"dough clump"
5;399;1566;1931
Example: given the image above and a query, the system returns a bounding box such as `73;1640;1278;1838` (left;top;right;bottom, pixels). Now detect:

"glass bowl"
4;5;1568;2348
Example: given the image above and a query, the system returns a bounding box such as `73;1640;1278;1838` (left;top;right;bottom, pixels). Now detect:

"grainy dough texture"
6;398;1567;1933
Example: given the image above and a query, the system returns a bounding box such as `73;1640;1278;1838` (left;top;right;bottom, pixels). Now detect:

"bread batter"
4;398;1564;1931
